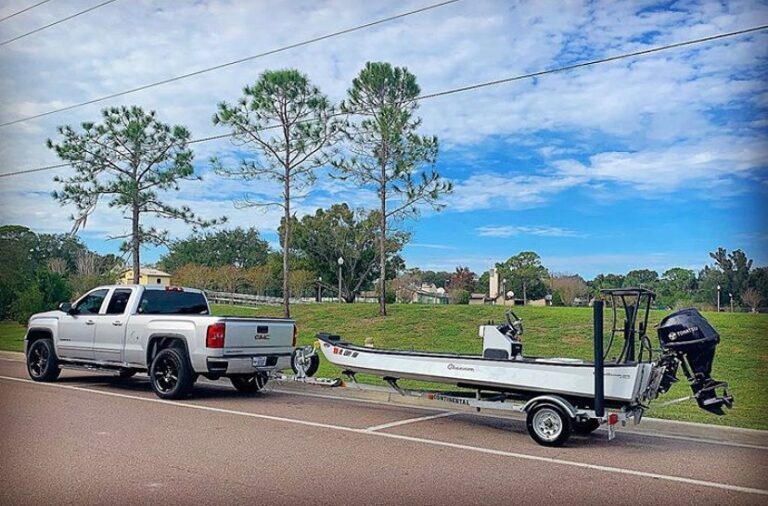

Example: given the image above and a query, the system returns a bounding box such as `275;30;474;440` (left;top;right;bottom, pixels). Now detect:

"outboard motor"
657;308;733;415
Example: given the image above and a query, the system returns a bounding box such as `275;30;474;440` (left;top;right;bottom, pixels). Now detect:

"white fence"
206;290;380;306
206;291;298;307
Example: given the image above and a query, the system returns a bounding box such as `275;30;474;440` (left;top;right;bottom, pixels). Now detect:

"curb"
2;349;765;447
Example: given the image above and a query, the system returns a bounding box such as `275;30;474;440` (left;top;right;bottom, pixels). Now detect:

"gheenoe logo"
448;363;475;372
669;326;698;341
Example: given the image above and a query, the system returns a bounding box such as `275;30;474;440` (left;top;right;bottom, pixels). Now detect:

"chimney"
489;268;499;299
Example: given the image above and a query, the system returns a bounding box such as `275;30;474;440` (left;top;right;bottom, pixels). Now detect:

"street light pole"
502;278;507;305
317;277;322;302
717;284;721;312
337;257;344;303
729;292;734;312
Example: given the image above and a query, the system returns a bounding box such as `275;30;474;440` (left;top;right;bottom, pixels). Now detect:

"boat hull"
319;339;653;404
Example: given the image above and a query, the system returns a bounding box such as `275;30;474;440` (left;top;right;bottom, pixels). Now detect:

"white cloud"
449;173;584;211
476;225;581;238
0;0;766;254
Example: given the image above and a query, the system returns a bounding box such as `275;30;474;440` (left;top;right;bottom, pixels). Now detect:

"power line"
0;0;53;24
418;23;768;101
1;23;766;179
0;0;120;47
0;0;462;128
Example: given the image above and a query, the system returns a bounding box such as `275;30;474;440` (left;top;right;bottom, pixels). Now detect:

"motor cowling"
657;308;733;415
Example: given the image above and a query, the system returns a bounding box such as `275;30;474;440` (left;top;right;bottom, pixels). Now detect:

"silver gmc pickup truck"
24;285;297;399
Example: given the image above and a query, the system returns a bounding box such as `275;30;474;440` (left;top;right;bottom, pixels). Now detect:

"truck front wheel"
27;339;61;382
149;348;194;399
230;373;268;394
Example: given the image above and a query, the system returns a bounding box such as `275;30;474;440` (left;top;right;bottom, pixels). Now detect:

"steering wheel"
505;310;524;337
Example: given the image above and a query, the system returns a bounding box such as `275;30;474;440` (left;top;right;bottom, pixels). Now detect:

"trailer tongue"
316;288;733;446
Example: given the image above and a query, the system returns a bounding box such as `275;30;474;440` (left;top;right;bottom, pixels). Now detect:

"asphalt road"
0;357;766;506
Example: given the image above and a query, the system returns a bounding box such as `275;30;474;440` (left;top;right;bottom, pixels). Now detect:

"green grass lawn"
0;321;25;353
3;303;766;429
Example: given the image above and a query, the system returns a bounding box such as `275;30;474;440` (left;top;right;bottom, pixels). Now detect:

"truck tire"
573;419;601;435
230;373;269;394
149;347;194;399
26;339;61;382
526;403;572;447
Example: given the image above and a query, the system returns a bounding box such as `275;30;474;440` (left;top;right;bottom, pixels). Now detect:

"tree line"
47;62;452;318
400;249;767;311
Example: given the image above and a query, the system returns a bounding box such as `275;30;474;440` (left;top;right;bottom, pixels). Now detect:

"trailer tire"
526;403;572;447
573;419;600;435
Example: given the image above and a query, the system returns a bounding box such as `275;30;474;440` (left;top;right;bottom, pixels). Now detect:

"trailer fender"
522;395;579;419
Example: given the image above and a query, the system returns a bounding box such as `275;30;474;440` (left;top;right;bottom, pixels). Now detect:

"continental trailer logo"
447;363;475;372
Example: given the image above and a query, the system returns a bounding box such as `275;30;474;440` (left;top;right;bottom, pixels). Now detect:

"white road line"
365;411;456;432
1;375;766;497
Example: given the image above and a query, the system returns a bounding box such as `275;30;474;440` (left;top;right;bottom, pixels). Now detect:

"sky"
0;0;766;279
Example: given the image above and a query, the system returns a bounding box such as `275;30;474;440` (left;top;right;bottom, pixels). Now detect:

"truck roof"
95;285;205;294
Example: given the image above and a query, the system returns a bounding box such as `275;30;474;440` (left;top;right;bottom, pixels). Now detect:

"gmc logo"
254;334;270;340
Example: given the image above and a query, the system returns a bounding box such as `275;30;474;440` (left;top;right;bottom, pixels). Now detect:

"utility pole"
337;257;344;303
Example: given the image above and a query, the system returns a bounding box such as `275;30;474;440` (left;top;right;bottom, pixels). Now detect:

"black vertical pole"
594;300;605;418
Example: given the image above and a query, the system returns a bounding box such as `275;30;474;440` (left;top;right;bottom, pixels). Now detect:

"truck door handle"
112;321;123;326
85;320;95;326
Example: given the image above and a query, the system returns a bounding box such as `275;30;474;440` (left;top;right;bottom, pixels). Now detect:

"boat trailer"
285;288;733;446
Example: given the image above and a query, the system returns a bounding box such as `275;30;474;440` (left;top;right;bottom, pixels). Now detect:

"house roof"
121;267;171;277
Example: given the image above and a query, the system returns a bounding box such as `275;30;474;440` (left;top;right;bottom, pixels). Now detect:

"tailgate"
221;319;295;352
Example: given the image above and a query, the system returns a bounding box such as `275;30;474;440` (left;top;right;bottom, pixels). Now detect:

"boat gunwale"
316;335;646;369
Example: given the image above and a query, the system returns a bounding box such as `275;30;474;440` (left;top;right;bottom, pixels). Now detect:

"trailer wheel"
573;419;600;435
291;347;320;377
526;403;572;447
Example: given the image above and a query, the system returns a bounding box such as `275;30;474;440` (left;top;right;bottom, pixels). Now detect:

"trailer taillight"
206;323;226;348
608;413;619;425
292;324;298;347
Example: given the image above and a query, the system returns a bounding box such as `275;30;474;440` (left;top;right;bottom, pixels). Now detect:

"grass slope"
2;304;765;429
215;303;768;430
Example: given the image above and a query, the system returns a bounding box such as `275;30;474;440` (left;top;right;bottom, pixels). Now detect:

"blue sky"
0;0;766;278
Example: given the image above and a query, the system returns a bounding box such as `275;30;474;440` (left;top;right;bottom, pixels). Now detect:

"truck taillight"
292;324;297;347
207;323;226;348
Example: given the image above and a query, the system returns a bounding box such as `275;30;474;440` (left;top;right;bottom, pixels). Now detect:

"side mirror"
58;302;75;315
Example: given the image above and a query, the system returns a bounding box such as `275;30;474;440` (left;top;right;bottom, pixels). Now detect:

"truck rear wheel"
230;373;268;394
526;403;572;447
27;339;61;382
149;348;194;399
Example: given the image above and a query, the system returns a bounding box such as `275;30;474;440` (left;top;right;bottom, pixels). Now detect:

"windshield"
137;290;209;315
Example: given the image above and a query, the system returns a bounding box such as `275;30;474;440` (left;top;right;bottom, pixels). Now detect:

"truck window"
75;289;108;315
137;290;209;315
106;288;133;315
